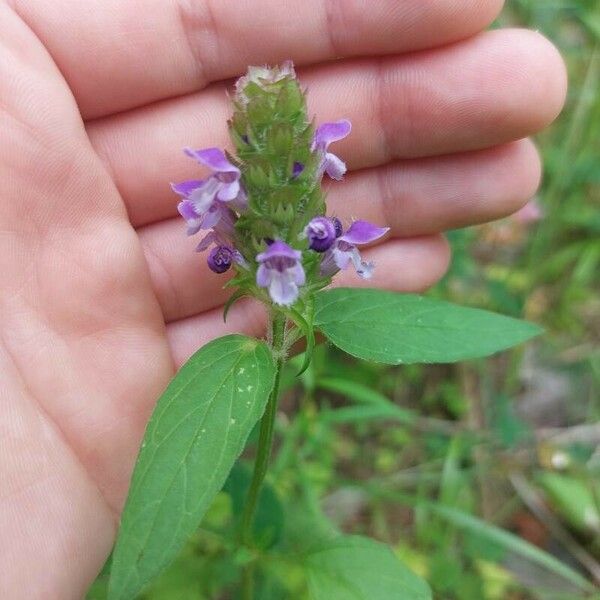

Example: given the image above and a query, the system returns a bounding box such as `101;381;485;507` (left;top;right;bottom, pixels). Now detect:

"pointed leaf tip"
314;288;542;365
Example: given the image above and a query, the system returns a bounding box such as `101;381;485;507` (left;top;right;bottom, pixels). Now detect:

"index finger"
14;0;504;118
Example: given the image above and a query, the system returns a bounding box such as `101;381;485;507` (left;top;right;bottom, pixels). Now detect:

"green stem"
240;314;286;599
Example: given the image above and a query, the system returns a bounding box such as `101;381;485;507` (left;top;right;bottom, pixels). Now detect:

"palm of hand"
0;1;565;597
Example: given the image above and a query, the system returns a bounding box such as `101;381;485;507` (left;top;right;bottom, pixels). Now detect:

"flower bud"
305;216;337;252
207;246;234;274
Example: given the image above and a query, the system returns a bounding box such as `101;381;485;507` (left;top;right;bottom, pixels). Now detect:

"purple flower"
320;220;389;279
305;216;337;252
312;119;352;180
172;148;246;235
256;241;305;306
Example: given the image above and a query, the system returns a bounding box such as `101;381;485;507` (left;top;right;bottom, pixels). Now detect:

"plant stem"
240;314;286;599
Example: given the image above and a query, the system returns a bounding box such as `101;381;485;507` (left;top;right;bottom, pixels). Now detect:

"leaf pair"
107;288;542;598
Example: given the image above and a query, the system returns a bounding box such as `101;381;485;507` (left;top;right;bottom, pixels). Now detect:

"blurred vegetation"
90;1;600;598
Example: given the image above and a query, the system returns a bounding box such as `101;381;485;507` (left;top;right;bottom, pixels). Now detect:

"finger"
15;0;504;118
166;235;450;367
87;29;565;228
373;139;542;236
0;4;121;598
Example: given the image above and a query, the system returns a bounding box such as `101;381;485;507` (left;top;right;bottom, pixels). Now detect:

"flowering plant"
107;64;542;600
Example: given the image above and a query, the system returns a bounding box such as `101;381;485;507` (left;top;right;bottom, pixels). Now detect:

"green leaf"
222;289;250;322
314;288;542;364
108;335;276;600
320;404;409;425
315;377;458;434
536;472;600;534
285;305;315;376
316;376;417;425
223;462;284;548
425;504;595;594
304;535;431;599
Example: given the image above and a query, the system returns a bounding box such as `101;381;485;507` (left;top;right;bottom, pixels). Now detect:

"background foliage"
90;0;600;597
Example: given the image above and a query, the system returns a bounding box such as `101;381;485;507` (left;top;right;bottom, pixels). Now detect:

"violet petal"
332;244;353;271
290;262;306;286
184;147;240;175
313;119;352;150
201;204;223;230
257;240;302;263
188;177;221;213
196;231;217;252
217;179;241;202
256;264;271;287
269;271;299;306
171;179;205;196
178;199;199;221
340;220;389;245
178;200;203;235
323;152;347;180
348;247;374;279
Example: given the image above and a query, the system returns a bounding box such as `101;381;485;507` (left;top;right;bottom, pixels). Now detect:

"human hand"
0;0;566;597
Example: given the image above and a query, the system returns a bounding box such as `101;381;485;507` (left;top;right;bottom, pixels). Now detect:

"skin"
0;0;566;597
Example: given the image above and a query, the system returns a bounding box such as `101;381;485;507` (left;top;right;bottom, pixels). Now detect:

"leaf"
320;404;408;425
285;305;315;376
316;376;417;425
536;472;600;535
304;535;431;600
108;335;276;600
425;504;595;593
223;462;284;548
314;288;542;364
316;376;458;435
222;289;250;322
